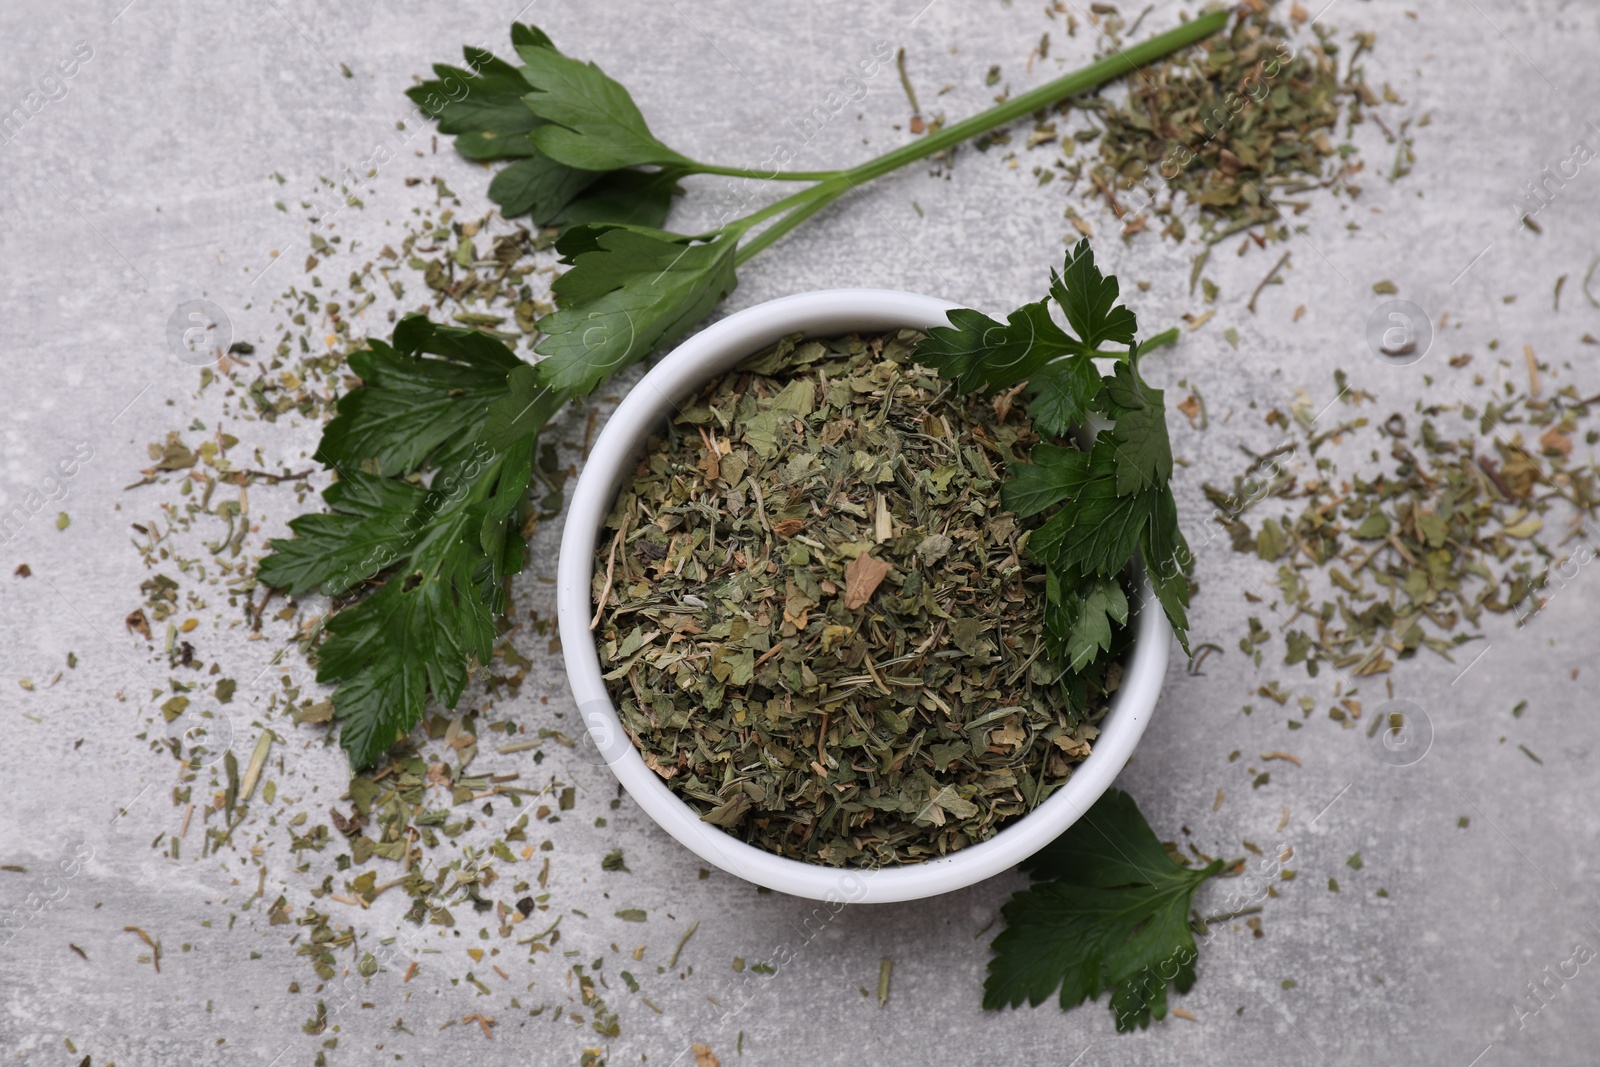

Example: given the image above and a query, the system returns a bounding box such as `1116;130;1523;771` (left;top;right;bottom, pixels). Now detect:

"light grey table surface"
3;1;1599;1065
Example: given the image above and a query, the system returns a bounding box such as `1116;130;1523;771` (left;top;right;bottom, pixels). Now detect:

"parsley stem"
693;163;845;182
832;10;1229;191
724;10;1229;264
720;181;839;236
734;185;840;266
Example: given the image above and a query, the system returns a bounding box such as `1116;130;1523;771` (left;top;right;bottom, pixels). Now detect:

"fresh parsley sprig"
407;14;1232;407
411;17;1230;228
915;240;1191;693
263;14;1228;769
256;318;566;769
984;789;1234;1031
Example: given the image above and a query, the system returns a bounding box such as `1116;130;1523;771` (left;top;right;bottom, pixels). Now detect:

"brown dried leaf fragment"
770;517;806;539
643;751;678;779
843;552;892;610
1177;394;1202;428
125;609;151;641
1539;425;1572;456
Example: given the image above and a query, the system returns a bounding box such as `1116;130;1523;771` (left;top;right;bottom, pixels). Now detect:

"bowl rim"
556;288;1170;904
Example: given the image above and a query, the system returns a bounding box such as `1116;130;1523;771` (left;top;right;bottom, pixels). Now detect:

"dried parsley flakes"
1209;365;1600;683
1035;2;1414;244
593;331;1119;867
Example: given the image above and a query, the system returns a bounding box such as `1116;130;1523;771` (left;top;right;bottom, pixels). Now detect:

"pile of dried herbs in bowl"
592;331;1102;865
590;242;1193;867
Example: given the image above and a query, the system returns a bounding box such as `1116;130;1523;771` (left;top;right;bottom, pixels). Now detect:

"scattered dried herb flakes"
1206;370;1600;682
1029;1;1412;243
120;193;667;1056
594;332;1110;867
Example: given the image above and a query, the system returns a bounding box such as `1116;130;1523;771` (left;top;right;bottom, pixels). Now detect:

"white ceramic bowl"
556;289;1171;904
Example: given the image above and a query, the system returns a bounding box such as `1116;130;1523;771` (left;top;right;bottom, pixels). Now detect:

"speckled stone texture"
3;1;1599;1064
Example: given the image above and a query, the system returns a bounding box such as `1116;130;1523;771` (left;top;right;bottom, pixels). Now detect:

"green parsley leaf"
518;44;691;171
412;26;681;229
255;472;427;599
261;451;531;770
481;364;569;453
1100;359;1173;495
1059;577;1130;673
984;789;1228;1031
315;315;521;477
258;327;570;770
548;168;684;229
919;239;1192;667
1030;444;1159;577
917;238;1140;399
310;479;503;770
1000;443;1092;518
531;225;738;395
485;154;600;221
1141;485;1192;654
405;28;552;161
1023;355;1105;437
1019;789;1179;886
1050;237;1138;350
914;302;1076;394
